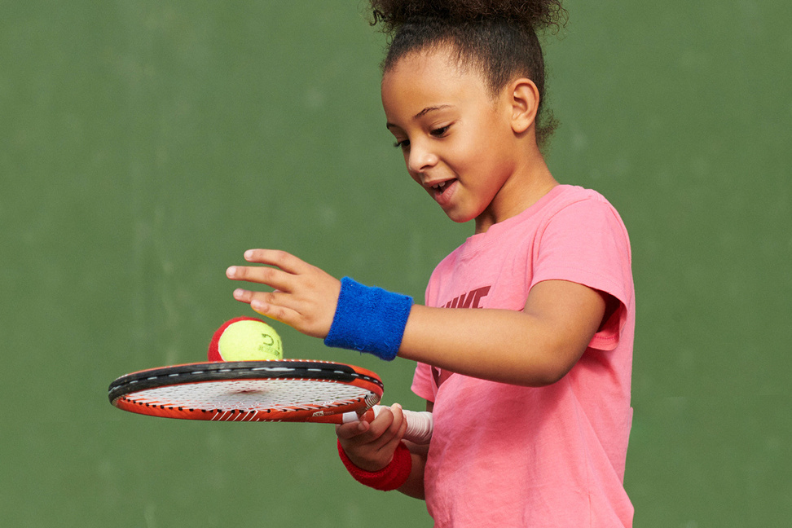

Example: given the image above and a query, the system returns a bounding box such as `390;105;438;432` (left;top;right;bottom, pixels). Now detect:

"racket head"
108;360;383;422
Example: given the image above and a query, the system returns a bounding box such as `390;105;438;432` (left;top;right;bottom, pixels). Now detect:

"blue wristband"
324;277;413;361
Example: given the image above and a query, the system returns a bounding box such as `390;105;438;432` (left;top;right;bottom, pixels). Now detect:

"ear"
507;78;540;134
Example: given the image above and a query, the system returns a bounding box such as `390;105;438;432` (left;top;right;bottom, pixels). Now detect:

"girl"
226;0;634;525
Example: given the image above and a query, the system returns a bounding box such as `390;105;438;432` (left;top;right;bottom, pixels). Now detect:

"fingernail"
244;250;253;260
233;289;245;299
227;266;236;277
251;300;265;311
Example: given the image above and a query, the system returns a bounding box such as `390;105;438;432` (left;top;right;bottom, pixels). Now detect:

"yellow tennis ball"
208;317;283;362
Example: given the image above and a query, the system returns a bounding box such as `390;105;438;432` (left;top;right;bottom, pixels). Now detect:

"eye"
430;125;450;137
393;139;410;149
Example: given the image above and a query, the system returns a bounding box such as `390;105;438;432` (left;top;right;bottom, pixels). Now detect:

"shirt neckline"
458;184;571;260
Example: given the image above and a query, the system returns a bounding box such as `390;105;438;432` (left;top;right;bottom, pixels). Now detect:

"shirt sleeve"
531;197;633;351
412;274;440;401
411;362;436;402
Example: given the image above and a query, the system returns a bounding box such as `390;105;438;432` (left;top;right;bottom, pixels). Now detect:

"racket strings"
119;379;377;415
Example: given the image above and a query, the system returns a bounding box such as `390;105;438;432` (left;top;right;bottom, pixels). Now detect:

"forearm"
397;448;427;500
398;281;605;387
399;306;562;386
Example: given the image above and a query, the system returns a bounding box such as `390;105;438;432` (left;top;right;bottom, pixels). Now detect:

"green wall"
1;1;790;526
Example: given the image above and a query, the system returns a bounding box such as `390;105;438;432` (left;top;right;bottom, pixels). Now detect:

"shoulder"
539;185;630;245
545;185;622;219
531;185;634;307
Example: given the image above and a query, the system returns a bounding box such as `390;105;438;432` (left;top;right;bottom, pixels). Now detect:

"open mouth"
428;178;458;204
429;178;456;193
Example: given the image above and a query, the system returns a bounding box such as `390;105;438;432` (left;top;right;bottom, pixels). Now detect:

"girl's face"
381;47;524;232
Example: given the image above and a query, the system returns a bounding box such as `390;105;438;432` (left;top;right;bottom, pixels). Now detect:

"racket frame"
108;360;383;423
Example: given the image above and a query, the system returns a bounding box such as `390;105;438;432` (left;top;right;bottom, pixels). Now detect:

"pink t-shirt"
412;185;634;527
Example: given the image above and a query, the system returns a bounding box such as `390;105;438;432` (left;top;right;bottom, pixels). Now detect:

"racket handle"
341;405;433;445
399;408;434;445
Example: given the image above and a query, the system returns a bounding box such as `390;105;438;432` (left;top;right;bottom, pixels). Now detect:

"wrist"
324;277;413;361
337;439;412;491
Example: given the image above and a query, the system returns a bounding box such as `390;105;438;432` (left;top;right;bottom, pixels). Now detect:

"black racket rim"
107;360;384;404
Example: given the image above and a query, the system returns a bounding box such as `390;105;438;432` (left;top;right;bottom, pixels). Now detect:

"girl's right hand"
336;403;408;472
227;249;342;340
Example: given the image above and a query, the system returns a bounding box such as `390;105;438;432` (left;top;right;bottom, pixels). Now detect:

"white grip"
341;405;433;445
397;407;434;445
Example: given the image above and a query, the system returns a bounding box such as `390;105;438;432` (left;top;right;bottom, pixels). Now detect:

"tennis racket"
108;359;433;444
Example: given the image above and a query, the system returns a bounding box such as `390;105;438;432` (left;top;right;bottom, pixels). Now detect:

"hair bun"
370;0;567;33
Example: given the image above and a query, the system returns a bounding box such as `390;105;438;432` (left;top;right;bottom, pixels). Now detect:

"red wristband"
337;439;412;491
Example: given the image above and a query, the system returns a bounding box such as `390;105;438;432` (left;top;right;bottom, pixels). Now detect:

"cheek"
444;140;481;173
458;127;510;171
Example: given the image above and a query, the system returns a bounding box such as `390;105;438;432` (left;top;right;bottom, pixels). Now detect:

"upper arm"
522;279;608;383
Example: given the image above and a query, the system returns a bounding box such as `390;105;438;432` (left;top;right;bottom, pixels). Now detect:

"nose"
407;140;438;174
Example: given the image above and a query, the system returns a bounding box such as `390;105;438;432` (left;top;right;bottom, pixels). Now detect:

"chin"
443;208;477;224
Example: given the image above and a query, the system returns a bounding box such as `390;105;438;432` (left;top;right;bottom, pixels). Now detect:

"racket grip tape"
398;409;433;445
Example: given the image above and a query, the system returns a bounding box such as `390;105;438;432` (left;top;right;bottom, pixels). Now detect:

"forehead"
381;47;490;117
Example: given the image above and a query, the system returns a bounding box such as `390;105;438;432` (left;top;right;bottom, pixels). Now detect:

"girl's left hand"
336;403;408;472
226;249;341;339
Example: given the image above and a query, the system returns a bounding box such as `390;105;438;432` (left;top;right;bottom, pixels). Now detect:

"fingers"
226;249;313;287
228;286;294;322
232;288;291;311
243;249;310;274
227;264;294;291
391;403;409;441
385;404;409;453
336;419;371;440
251;298;301;325
337;405;406;446
226;249;341;338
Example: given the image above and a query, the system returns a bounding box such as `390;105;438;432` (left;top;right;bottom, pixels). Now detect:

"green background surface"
2;1;790;526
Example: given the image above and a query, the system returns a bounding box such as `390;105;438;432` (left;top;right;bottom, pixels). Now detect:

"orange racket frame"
108;360;383;423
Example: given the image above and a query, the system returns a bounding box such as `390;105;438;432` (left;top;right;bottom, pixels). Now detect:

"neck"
474;149;557;234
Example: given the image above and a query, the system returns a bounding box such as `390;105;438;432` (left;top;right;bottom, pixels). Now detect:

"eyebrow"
386;104;453;129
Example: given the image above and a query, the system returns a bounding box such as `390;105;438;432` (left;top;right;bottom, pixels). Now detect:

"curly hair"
369;0;568;150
